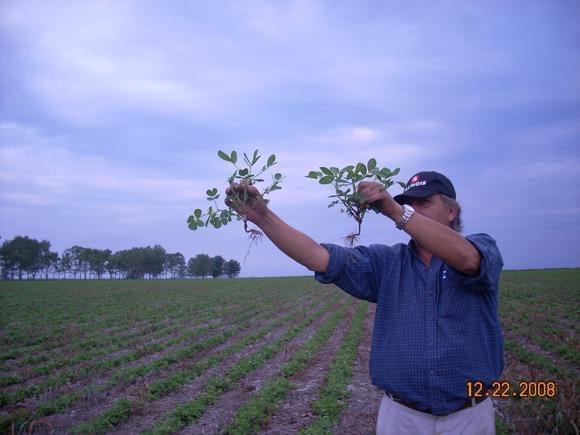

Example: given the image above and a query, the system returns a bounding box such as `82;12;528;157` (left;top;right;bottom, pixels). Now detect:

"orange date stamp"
466;380;557;398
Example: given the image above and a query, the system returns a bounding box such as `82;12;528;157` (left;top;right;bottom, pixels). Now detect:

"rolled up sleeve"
453;233;503;292
314;243;381;302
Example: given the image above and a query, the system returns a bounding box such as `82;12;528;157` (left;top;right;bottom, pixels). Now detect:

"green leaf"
267;154;276;167
367;158;377;171
238;168;248;176
319;175;334;184
252;149;259;165
254;178;264;182
391;167;400;176
397;181;407;188
274;173;282;180
230;151;237;164
243;153;251;167
187;215;195;224
206;189;213;196
380;168;391;177
306;171;320;179
196;220;205;227
330;167;339;175
217;150;231;162
320;167;333;176
214;220;222;229
351;192;365;202
355;163;367;175
188;222;198;230
194;209;202;219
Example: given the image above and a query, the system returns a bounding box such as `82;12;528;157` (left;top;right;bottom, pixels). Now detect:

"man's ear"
447;203;458;224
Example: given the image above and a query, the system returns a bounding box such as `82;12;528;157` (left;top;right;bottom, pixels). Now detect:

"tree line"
0;236;241;280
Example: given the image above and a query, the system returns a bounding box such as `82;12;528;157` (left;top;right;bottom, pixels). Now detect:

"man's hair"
440;194;463;232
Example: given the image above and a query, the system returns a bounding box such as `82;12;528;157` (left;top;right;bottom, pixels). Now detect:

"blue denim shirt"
315;233;504;416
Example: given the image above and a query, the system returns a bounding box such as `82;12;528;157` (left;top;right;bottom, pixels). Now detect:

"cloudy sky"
1;0;579;277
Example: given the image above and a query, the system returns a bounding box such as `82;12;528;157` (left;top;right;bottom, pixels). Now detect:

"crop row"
0;290;325;411
225;300;368;434
1;285;277;362
1;290;340;433
1;287;306;387
142;300;350;434
72;295;346;433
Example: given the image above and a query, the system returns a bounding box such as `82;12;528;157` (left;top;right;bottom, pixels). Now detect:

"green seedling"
307;159;405;246
187;149;284;250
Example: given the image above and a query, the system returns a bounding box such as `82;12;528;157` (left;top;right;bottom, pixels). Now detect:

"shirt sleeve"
314;243;387;302
452;233;503;292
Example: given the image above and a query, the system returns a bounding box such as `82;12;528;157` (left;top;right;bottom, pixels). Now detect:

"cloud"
6;0;575;126
0;123;209;222
462;157;580;218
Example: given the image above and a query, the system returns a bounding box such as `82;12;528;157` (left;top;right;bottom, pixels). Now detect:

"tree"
165;252;186;279
39;240;58;279
58;249;73;279
188;254;212;278
211;255;225;278
0;236;46;279
224;259;241;278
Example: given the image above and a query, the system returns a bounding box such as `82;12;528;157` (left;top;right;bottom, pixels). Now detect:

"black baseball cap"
394;171;456;205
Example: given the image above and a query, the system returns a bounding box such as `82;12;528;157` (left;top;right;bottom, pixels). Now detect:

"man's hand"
357;181;401;218
225;181;269;226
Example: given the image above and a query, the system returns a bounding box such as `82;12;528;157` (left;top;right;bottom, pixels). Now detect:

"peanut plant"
187;149;284;245
306;159;405;246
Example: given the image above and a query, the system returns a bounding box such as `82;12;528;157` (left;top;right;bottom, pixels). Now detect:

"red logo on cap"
410;176;419;183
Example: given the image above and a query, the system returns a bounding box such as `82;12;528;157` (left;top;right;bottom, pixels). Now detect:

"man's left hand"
357;181;401;218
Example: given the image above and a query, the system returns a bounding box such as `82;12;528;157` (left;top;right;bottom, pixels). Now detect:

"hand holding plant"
187;149;284;257
306;159;404;246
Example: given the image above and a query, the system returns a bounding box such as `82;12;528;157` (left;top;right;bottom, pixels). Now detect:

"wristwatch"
396;204;415;230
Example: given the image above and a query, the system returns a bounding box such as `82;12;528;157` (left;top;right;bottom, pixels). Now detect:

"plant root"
342;220;362;247
243;219;263;262
343;233;359;247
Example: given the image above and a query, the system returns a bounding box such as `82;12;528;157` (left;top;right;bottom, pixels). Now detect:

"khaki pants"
376;394;495;435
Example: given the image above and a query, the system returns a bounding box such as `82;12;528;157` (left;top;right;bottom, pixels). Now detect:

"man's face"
407;194;457;228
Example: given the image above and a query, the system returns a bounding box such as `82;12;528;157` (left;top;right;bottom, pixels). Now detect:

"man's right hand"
225;181;269;226
225;180;329;273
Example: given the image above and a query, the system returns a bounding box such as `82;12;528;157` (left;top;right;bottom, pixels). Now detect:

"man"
225;170;503;434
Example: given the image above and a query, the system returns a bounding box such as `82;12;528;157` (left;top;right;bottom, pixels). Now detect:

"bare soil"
29;296;324;433
332;303;382;435
177;299;355;434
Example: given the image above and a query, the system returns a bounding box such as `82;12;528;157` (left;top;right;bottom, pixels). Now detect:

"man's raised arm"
225;182;329;273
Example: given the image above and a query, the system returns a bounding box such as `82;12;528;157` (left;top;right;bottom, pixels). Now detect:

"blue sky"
1;0;579;276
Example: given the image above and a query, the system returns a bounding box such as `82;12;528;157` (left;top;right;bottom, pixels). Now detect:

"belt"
385;393;487;416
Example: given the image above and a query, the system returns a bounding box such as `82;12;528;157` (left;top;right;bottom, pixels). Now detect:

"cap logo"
411;176;419;183
405;179;427;192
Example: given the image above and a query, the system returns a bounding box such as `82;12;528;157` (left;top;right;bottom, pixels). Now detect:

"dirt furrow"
333;303;381;435
43;295;330;433
3;293;307;407
258;303;356;434
502;330;579;375
3;291;270;374
179;299;354;435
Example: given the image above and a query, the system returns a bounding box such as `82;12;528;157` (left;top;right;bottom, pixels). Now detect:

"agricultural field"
0;270;578;434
